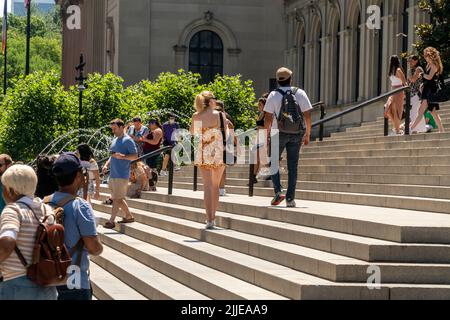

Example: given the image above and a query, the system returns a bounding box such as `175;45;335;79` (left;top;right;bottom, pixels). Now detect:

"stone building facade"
58;0;430;132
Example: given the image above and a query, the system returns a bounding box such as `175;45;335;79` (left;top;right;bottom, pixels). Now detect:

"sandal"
103;198;113;205
118;217;135;224
103;221;115;229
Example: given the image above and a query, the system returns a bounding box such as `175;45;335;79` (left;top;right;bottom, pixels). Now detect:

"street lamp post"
75;54;87;143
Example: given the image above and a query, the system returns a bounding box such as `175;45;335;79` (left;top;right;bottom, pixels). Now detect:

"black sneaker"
271;193;286;206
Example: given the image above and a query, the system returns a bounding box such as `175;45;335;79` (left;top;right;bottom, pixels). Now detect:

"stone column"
173;45;187;71
339;28;355;104
321;35;334;106
304;41;316;101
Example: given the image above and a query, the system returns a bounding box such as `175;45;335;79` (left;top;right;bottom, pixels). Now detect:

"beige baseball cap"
276;67;293;81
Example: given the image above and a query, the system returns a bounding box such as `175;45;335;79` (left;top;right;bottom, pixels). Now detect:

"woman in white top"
384;55;407;135
76;144;100;204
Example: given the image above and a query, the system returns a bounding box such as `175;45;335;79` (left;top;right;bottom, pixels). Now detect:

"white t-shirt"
264;87;313;130
81;159;99;180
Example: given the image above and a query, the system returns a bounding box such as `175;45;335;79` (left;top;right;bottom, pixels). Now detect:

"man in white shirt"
264;67;313;208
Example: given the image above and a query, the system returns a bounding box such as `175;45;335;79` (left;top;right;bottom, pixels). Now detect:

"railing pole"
249;163;255;197
404;89;411;136
168;154;174;195
384;117;389;137
192;136;198;191
319;104;325;141
193;166;198;192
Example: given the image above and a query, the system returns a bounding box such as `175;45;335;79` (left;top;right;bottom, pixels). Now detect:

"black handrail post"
192;136;198;191
249;163;255;197
404;88;411;135
168;153;174;195
319;104;326;141
384;117;389;136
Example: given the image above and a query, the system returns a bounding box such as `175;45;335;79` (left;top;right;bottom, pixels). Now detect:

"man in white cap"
263;67;312;208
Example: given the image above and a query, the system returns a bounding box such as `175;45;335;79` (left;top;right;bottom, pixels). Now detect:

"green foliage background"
0;70;257;162
415;0;450;78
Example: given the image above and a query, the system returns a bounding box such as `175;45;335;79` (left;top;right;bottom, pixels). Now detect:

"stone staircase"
89;100;450;300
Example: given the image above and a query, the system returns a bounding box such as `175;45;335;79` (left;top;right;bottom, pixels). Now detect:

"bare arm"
0;237;15;263
409;68;422;83
93;170;100;199
423;65;437;80
102;158;111;175
303;111;312;146
141;129;162;145
82;236;103;256
397;68;407;86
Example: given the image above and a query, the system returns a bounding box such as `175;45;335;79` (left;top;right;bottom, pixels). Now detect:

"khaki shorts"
109;178;129;200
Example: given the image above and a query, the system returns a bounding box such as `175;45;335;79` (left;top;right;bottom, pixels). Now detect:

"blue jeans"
0;276;57;300
271;132;303;201
57;285;92;300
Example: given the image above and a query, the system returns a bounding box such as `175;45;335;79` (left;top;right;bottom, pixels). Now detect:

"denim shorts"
0;275;57;300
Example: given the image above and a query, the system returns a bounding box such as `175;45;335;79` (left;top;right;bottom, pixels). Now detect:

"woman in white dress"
408;55;427;133
384;55;407;135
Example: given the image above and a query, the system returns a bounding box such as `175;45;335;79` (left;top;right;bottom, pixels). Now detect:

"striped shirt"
0;197;50;281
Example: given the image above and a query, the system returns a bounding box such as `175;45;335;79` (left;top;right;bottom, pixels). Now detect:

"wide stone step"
92;209;450;299
215;164;450;176
93;212;392;300
95;222;286;300
317;132;450;147
166;177;450;200
301;146;450;159
92;245;209;300
303;138;450;153
168;173;450;188
94;203;450;285
89;262;147;300
93;197;450;264
157;180;450;215
99;186;450;244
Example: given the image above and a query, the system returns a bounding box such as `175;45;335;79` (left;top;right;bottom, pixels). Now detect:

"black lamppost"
25;0;31;75
75;54;87;143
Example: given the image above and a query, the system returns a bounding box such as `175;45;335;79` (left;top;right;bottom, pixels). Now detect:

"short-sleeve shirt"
0;197;48;281
264;86;313;130
0;183;5;215
110;134;138;180
51;192;97;290
127;125;149;155
81;159;99;181
162;122;180;146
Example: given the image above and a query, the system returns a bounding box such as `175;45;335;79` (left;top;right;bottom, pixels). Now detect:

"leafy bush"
69;73;140;129
206;74;257;130
0;71;75;161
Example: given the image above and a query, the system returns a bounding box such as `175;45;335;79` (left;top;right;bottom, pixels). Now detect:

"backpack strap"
13;201;45;268
69;238;85;267
44;194;76;208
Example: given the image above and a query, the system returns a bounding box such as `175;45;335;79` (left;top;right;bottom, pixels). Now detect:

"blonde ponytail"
194;90;216;113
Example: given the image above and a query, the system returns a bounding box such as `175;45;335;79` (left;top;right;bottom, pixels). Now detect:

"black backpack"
276;87;306;134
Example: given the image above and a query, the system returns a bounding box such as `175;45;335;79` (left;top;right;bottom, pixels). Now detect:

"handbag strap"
219;112;227;148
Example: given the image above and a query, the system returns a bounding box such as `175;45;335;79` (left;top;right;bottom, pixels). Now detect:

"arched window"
189;30;223;84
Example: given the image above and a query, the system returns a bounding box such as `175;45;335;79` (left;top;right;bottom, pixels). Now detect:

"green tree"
206;74;257;130
0;71;76;161
0;7;62;88
70;73;140;129
415;0;450;78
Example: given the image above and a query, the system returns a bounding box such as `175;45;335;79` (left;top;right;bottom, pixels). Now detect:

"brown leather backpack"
14;197;83;287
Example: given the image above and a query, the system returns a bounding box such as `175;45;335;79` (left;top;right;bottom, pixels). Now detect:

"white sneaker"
174;166;181;171
160;170;168;177
286;200;296;208
219;189;226;197
205;221;215;230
